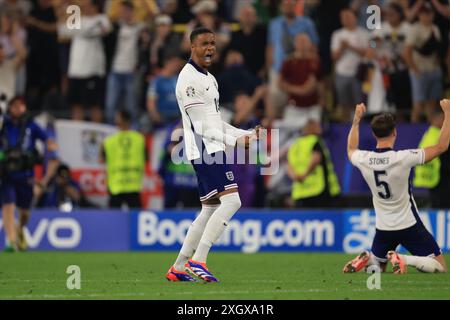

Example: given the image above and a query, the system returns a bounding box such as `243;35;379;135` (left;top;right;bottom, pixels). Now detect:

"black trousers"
109;192;142;209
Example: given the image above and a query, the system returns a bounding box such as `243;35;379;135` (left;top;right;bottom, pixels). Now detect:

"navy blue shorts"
371;223;442;261
191;151;238;201
1;178;34;209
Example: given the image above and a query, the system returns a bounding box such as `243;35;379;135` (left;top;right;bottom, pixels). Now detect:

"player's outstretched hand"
440;99;450;114
354;103;366;121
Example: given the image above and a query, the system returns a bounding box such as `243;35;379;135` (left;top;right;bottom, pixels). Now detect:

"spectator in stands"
370;2;412;120
58;0;112;122
0;0;32;16
363;40;391;116
105;0;159;23
217;50;261;109
278;32;324;130
351;0;386;27
181;0;231;67
0;22;27;101
404;2;442;123
100;110;146;210
304;0;348;77
0;11;27;97
104;1;145;125
266;0;319;122
163;0;194;24
158;121;200;208
54;0;72;97
227;5;267;78
147;55;183;130
25;0;59;112
331;8;369;122
287;120;341;208
413;109;450;208
149;14;183;71
0;96;59;252
254;0;280;26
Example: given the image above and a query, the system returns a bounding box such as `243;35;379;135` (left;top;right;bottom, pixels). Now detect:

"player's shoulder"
397;148;425;161
176;64;201;89
177;63;195;82
350;149;369;165
352;149;370;158
396;149;422;158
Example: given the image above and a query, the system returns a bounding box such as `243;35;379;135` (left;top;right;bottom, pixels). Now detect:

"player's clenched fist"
440;99;450;113
354;103;366;121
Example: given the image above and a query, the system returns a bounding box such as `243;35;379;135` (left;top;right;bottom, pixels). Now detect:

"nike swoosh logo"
206;87;210;91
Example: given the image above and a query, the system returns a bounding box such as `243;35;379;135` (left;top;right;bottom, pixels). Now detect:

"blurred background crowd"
1;0;449;211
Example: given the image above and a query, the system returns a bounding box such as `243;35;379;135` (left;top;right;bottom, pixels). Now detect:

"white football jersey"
351;148;425;231
176;60;250;160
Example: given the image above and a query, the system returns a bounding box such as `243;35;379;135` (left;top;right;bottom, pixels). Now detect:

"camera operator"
0;96;58;252
36;163;86;211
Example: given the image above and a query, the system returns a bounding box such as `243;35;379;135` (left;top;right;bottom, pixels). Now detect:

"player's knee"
193;204;219;228
220;192;241;211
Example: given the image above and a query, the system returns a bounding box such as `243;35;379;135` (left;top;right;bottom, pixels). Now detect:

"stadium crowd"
1;0;450;210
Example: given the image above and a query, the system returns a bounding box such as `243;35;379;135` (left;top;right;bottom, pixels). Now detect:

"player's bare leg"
187;189;242;282
389;251;447;273
16;208;30;251
2;203;17;252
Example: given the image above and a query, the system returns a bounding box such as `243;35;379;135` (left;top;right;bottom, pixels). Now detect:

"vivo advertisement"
1;210;450;253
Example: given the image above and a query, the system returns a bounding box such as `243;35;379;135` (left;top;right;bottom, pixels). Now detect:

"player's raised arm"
423;99;450;163
347;103;366;160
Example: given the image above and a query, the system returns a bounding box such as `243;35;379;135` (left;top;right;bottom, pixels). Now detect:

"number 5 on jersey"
374;170;392;199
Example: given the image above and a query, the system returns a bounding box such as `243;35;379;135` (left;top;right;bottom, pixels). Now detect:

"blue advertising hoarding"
1;209;449;253
131;210;343;252
0;210;129;251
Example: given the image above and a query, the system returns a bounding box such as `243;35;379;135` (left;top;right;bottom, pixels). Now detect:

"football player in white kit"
343;100;450;274
165;28;261;282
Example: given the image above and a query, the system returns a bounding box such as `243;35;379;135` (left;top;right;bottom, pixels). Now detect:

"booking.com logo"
169;126;280;176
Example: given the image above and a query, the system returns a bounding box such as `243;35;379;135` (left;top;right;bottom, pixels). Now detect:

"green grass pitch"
0;252;449;300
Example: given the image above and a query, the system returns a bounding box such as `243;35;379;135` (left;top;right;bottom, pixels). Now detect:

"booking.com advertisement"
1;210;449;253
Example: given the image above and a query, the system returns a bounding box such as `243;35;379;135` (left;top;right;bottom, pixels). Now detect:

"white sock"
192;193;242;263
173;204;219;270
367;253;382;268
402;255;445;273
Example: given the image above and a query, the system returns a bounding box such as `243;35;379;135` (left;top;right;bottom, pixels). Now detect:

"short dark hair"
371;113;396;138
190;27;214;43
88;0;102;11
8;95;25;108
117;110;132;123
386;2;405;21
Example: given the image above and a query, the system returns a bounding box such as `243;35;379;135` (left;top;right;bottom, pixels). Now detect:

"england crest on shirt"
225;171;234;181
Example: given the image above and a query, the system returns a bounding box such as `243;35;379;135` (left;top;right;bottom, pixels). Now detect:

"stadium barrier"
1;209;449;253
